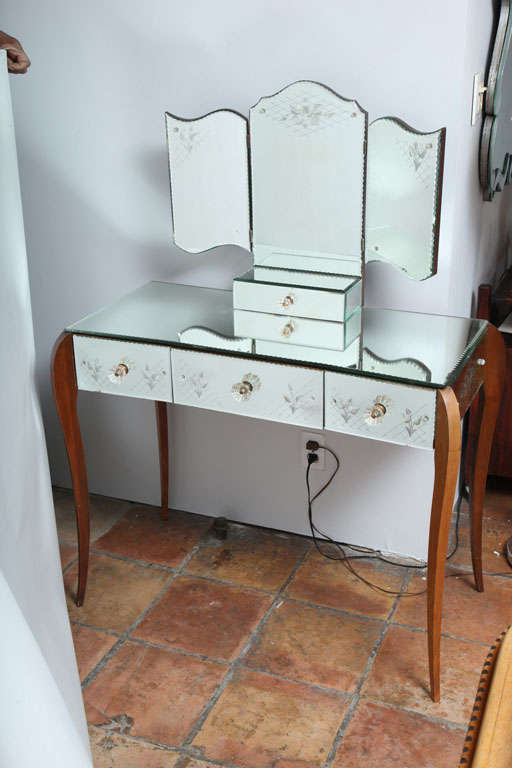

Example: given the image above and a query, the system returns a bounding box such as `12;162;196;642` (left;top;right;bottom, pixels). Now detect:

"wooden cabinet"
469;277;512;477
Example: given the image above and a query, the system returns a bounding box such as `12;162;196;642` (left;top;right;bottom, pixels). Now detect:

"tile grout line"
62;556;78;575
322;567;413;768
127;637;231;667
359;695;467;731
71;620;122;637
389;620;492;647
89;547;176;572
235;663;353;698
179;542;315;751
171;569;292;596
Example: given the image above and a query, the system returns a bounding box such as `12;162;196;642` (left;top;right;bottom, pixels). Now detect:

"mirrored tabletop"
67;281;487;389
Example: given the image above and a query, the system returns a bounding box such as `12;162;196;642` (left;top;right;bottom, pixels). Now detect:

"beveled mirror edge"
165;109;252;254
366;116;446;281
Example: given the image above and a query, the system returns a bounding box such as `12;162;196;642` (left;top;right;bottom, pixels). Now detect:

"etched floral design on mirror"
365;118;445;280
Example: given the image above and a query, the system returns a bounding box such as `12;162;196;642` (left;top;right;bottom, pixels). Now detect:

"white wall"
3;0;503;560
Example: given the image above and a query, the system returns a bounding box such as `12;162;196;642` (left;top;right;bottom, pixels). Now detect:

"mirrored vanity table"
52;82;506;703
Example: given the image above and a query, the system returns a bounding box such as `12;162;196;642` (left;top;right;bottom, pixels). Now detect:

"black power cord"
305;442;470;597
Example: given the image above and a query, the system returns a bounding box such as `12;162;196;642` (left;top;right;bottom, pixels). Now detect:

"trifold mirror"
166;81;445;280
166;81;445;365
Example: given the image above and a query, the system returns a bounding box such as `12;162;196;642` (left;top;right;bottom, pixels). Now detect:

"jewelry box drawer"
171;349;323;428
233;308;361;351
233;269;362;322
324;371;436;449
73;335;172;402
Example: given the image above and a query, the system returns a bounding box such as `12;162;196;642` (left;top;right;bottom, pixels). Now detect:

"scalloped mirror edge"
165;109;251;253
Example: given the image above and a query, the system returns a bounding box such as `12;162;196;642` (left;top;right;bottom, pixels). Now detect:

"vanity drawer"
233;270;361;322
255;336;360;368
171;349;323;428
325;372;436;449
73;335;172;402
233;308;361;351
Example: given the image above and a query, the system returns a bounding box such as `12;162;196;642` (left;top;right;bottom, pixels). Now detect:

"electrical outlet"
301;431;325;470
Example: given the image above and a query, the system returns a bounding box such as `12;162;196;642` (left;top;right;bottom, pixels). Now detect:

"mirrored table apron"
52;280;505;703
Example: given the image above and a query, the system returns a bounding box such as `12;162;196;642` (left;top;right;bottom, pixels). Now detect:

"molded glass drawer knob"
281;321;295;338
107;361;131;383
281;294;295;308
364;395;392;425
231;372;261;402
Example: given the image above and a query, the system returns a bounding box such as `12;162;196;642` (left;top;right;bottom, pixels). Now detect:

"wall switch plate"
471;73;485;125
301;431;325;470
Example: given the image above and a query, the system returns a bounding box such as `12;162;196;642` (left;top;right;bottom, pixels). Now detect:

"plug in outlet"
301;432;325;470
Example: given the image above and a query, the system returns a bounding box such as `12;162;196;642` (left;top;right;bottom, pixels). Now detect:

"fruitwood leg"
468;324;506;591
52;332;90;606
155;402;169;521
427;386;461;702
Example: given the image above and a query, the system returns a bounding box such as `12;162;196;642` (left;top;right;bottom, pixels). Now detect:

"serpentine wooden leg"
427;386;461;702
52;332;90;606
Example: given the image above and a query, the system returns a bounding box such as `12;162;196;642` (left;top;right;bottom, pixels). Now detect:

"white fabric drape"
0;51;92;767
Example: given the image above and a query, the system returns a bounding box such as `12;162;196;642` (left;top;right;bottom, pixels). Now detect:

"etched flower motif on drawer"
330;396;359;423
81;358;102;384
282;383;317;416
283;383;303;414
142;364;167;391
180;371;208;399
403;408;430;437
364;395;392;426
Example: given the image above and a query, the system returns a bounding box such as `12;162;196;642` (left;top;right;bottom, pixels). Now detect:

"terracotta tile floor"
54;482;512;768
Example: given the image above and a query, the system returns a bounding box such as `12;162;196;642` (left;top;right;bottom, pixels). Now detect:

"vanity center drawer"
172;349;323;428
73;335;173;402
